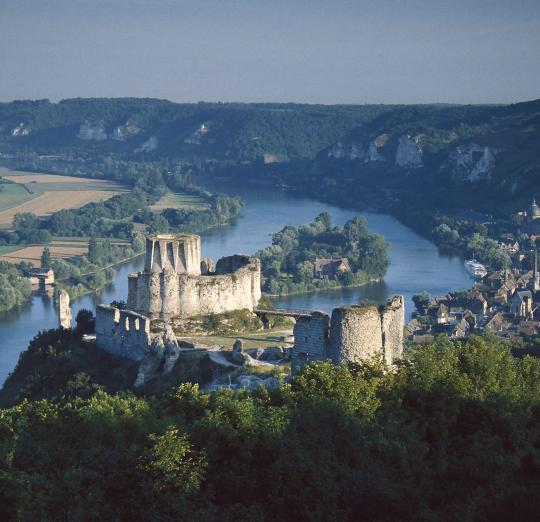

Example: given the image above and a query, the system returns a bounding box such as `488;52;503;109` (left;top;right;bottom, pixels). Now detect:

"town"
406;198;540;347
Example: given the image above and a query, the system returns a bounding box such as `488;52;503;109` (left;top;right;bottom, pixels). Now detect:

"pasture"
0;243;88;267
150;191;208;211
0;167;127;226
0;183;36;211
0;237;133;266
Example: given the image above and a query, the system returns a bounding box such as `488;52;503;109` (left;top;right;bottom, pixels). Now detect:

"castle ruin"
95;233;404;373
127;234;261;319
292;296;404;373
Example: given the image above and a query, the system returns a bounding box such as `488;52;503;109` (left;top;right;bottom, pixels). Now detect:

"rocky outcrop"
236;375;279;390
77;122;107;141
134;336;165;387
184;123;209;145
445;144;497;181
11;123;30;137
135;135;158;153
231;339;245;365
162;325;180;374
327;140;384;162
58;289;72;329
367;141;381;161
134;324;181;387
111;119;141;141
395;135;423;168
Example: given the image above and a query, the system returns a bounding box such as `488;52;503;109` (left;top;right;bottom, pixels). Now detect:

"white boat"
464;258;487;279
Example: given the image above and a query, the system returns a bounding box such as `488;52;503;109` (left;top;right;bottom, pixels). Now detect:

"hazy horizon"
1;0;539;105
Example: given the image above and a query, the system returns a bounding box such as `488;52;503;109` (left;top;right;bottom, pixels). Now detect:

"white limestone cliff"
446;144;497;181
111;119;141;141
77;122;107;141
327;140;384;162
395;135;423;168
135;135;158;153
184;122;209;145
11;123;30;137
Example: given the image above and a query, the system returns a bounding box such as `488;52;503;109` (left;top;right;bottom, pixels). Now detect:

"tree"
315;212;332;231
295;260;314;283
40;247;51;270
88;236;100;264
412;291;430;313
13;212;38;234
75;309;95;335
434;223;459;244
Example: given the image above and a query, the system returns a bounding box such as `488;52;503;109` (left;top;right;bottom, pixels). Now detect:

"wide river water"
0;184;473;385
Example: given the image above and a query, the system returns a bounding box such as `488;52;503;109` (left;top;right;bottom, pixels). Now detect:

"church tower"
533;249;540;293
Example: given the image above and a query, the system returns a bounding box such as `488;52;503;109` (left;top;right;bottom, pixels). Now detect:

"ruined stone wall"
95;305;151;361
127;255;261;319
144;234;201;275
291;295;404;373
291;312;330;373
58;289;72;330
381;295;404;364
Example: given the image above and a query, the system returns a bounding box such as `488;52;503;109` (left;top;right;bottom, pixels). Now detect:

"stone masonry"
291;295;405;373
95;305;152;361
127;234;261;319
58;289;72;330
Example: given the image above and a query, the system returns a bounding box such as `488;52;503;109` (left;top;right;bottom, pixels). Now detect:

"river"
0;184;473;385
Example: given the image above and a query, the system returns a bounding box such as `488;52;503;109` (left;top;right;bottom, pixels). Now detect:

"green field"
0;183;35;211
184;329;294;349
150;191;208;211
0;245;23;256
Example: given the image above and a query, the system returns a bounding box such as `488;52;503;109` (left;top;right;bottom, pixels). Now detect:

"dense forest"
1;330;540;520
258;213;389;295
0;99;397;161
2;97;539;264
0;261;31;312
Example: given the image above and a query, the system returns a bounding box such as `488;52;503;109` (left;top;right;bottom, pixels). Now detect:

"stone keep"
127;234;261;319
291;295;404;373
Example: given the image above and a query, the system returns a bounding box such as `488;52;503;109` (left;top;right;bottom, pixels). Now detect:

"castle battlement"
95;304;152;361
127;234;261;319
144;233;201;275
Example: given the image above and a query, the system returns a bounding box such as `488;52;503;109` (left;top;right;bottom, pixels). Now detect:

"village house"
27;268;55;290
485;312;514;334
314;258;351;278
509;290;534;319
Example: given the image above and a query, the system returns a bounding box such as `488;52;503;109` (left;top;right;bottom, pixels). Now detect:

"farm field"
0;245;23;256
0;237;133;266
0;167;127;226
150;191;208;211
0;183;36;211
0;243;88;267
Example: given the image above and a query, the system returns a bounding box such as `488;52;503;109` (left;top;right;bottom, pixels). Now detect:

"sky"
1;0;539;105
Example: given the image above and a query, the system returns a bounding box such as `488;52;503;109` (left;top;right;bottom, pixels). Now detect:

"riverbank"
0;185;473;386
266;277;382;298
